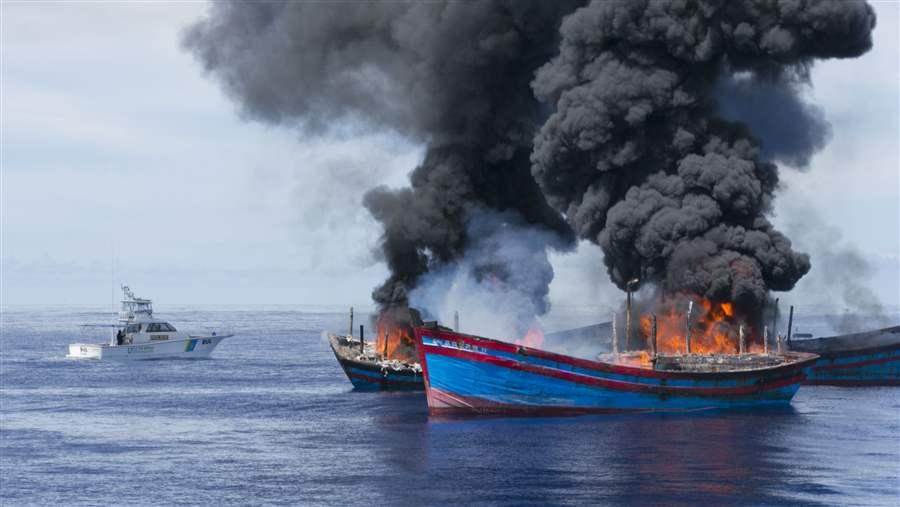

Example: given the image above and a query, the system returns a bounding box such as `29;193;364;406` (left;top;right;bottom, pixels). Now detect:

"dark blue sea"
2;306;898;506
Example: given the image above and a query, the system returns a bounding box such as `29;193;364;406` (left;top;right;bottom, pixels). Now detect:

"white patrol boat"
67;286;232;360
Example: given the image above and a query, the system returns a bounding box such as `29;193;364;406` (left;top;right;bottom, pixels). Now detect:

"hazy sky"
2;1;898;313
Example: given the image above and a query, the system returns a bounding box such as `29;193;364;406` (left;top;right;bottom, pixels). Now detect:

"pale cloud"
0;2;404;306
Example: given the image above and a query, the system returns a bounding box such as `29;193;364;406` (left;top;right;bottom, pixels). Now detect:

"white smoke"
409;208;561;341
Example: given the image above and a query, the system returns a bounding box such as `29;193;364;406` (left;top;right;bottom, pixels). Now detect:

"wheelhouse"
146;322;177;333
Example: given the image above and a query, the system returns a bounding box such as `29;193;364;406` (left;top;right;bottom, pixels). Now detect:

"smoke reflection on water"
1;307;897;506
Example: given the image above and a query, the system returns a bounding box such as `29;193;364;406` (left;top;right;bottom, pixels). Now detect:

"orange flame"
375;315;418;363
515;323;544;349
639;295;764;355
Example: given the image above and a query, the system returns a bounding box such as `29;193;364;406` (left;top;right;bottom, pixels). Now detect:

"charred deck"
596;350;801;374
652;353;788;372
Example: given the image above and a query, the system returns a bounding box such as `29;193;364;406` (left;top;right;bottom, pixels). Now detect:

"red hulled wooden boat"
789;325;900;386
415;324;818;416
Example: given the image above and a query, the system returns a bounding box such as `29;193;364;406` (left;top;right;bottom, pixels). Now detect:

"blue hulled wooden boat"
789;325;900;386
328;334;424;391
415;324;817;416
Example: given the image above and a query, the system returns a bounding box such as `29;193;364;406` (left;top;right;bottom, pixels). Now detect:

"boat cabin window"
146;322;177;333
125;323;142;334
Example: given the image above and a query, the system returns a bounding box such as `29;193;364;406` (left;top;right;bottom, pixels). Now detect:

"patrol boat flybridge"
67;286;232;360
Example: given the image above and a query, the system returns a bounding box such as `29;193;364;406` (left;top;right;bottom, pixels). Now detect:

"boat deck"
652;353;789;372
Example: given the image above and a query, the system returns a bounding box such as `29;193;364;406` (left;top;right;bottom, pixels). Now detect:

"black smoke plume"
531;0;876;311
184;0;877;335
183;1;578;319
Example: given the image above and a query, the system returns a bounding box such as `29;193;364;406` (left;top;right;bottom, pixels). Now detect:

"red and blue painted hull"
790;326;900;386
415;326;817;416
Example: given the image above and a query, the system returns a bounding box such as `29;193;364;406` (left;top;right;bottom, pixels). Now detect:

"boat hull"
328;335;424;391
66;335;230;360
790;326;900;386
416;327;817;416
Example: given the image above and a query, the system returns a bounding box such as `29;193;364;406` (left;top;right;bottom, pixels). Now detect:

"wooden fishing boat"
415;324;817;416
328;333;424;391
789;325;900;386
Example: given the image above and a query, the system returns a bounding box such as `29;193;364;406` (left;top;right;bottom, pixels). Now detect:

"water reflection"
363;405;847;506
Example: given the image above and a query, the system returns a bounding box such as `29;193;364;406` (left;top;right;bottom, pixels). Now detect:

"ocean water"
1;306;898;506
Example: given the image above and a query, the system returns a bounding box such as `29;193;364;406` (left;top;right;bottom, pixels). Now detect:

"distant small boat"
328;334;424;391
789;325;900;386
67;286;232;360
415;324;817;416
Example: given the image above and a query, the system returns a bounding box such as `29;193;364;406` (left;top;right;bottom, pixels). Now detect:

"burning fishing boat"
328;307;424;391
415;297;818;416
185;0;880;405
783;306;900;385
